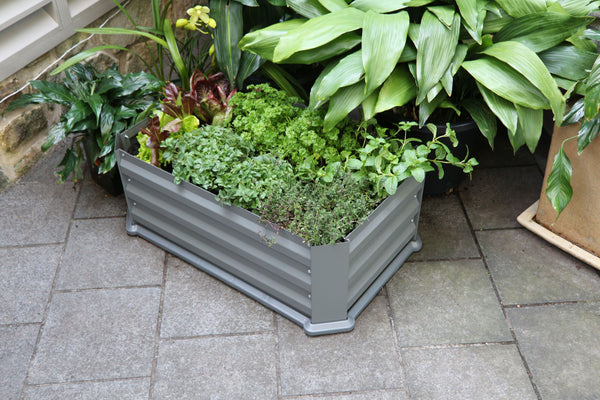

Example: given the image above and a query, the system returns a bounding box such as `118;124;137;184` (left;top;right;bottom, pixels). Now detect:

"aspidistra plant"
239;0;599;155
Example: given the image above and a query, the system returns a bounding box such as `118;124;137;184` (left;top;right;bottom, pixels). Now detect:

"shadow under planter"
116;125;424;335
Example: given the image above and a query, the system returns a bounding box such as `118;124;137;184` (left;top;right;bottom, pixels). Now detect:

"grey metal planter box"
116;123;424;335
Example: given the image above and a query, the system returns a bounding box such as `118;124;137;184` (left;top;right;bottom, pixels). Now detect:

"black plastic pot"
83;135;123;196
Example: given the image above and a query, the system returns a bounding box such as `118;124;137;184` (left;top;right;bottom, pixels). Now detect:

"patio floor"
1;134;600;400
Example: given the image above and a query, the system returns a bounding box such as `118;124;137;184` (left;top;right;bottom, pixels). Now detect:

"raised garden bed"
116;123;423;335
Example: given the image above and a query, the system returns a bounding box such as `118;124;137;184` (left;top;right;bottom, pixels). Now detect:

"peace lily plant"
240;0;599;157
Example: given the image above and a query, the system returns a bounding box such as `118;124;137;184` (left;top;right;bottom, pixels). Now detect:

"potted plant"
116;78;477;335
6;63;163;194
518;52;600;270
239;0;599;157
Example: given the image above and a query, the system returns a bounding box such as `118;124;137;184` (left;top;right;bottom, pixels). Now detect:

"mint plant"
347;122;478;198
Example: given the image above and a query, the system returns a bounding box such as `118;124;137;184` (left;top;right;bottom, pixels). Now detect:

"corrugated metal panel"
119;151;313;316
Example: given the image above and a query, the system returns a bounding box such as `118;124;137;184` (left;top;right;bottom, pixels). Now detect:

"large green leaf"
362;10;410;95
211;0;244;86
578;118;600;153
415;11;460;104
545;141;573;216
163;19;188;87
477;82;518;134
516;105;544;152
374;65;417;114
318;0;347;11
260;62;308;101
239;19;306;60
538;45;598;81
237;51;263;88
317;50;364;100
77;27;168;47
463;56;550;110
557;0;600;16
494;0;547;17
310;61;336;109
349;0;435;12
273;7;364;62
18;81;76;106
286;0;329;18
584;56;600;119
283;33;361;64
481;41;565;123
361;89;379;120
462;98;497;148
494;12;594;52
456;0;478;31
323;82;367;131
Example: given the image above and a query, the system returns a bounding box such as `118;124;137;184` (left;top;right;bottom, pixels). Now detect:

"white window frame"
0;0;121;81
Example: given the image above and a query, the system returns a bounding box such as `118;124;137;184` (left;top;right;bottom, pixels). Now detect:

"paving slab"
387;260;511;347
28;288;160;384
160;256;274;338
74;179;127;219
410;194;479;261
478;229;600;305
56;218;164;290
283;390;409;400
459;166;542;229
278;296;406;397
18;142;68;185
0;182;78;246
22;378;150;400
402;344;537;400
154;334;277;400
0;245;61;324
507;303;600;400
0;324;39;400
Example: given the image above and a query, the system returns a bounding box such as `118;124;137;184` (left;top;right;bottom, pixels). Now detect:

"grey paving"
74;178;127;219
410;194;479;261
478;229;600;305
459;166;543;229
0;324;39;400
388;260;512;346
2;138;600;399
507;303;600;400
402;344;538;400
22;378;150;400
56;218;165;290
160;255;274;337
28;288;160;384
0;182;78;246
0;245;61;324
278;296;406;397
154;334;278;400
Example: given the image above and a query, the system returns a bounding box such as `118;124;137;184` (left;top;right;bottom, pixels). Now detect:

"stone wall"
0;0;201;190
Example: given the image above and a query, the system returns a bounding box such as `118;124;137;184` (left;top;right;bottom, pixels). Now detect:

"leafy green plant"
545;52;600;217
229;84;360;177
240;0;599;153
7;63;162;183
258;172;378;246
52;1;215;91
162;124;294;210
347;121;478;197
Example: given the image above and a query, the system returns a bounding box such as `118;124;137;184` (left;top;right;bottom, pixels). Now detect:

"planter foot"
125;213;139;236
304;318;355;336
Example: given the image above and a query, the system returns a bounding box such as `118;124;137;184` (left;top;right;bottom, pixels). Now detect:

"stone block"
0;106;47;153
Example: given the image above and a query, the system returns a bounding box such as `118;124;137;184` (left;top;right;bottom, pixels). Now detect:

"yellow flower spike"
199;13;210;24
176;18;188;28
209;43;215;56
200;6;210;13
208;18;216;29
185;22;197;31
186;8;195;16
